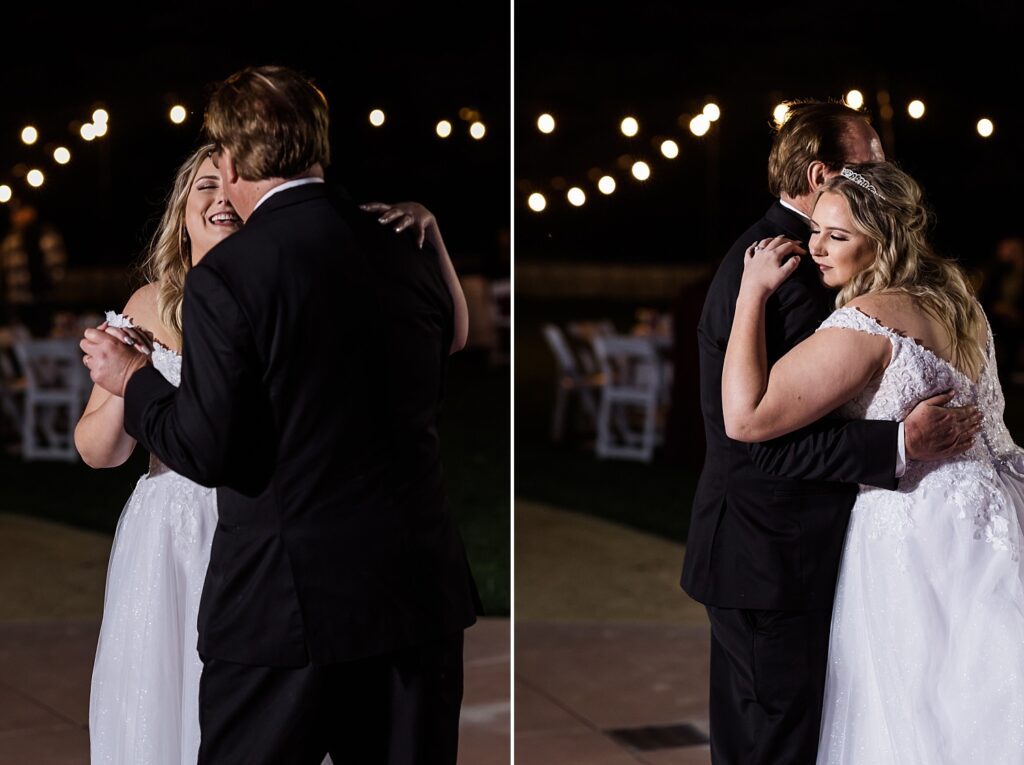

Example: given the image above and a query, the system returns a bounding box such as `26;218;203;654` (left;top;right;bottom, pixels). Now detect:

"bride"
722;162;1024;763
75;143;466;764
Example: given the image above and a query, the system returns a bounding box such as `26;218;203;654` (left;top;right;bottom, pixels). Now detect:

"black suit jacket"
124;183;480;667
680;201;900;611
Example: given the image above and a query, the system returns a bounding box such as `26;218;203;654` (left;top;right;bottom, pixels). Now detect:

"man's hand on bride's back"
360;201;436;250
904;391;984;461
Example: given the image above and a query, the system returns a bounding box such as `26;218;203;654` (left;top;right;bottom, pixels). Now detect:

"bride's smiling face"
184;156;242;265
808;192;877;288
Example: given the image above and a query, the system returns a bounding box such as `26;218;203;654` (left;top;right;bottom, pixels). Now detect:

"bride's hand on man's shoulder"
360;201;436;250
740;235;806;300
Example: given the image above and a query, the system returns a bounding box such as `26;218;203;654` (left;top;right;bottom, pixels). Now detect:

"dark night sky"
0;4;509;277
516;2;1024;270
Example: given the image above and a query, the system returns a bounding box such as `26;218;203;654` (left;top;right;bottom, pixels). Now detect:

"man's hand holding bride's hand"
80;322;153;397
740;235;806;301
361;201;437;250
904;391;984;461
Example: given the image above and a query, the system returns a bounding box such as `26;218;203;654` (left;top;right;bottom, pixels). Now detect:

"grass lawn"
0;350;510;616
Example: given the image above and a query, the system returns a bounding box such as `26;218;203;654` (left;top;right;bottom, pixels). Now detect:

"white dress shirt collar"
251;177;326;214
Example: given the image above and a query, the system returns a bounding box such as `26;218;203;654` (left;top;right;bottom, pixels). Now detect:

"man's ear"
221;150;240;185
807;160;828;192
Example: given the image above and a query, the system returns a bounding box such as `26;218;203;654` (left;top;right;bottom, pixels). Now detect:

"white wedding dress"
815;306;1024;764
89;316;217;764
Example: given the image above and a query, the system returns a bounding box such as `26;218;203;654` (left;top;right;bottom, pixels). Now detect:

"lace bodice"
816;305;1024;555
106;311;183;478
105;311;181;387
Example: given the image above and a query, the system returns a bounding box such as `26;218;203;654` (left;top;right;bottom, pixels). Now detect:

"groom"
84;66;480;764
682;100;982;764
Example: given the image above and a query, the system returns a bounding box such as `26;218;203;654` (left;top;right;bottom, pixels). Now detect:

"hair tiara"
840;167;884;200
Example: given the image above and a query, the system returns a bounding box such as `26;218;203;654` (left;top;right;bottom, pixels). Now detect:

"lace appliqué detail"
818;304;1019;558
105;311;182;387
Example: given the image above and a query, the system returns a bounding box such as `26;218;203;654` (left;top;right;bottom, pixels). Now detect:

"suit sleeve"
747;260;902;490
123;264;273;493
747;418;900;489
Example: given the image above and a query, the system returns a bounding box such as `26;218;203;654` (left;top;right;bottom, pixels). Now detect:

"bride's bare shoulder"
122;283;176;350
844;292;916;327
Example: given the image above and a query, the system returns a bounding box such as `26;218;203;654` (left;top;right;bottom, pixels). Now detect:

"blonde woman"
77;143;463;764
723;162;1024;763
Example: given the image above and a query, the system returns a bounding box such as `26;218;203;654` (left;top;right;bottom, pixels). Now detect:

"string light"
977;118;994;137
703;103;721;121
620;117;639;137
369;109;385;127
21;126;38;145
689;114;711;136
631;161;650;181
908;100;925;119
597;176;616;195
537;113;555;134
26;169;44;187
660;140;679;159
80;123;96;141
567;187;586;207
92;109;109;125
773;103;791;125
469;121;486;139
528;192;547;212
0;185;11;203
436;120;452;138
169;105;187;124
53;147;71;164
845;89;864;109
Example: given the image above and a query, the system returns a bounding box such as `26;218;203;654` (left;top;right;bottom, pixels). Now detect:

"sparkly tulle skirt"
817;458;1024;764
89;461;217;764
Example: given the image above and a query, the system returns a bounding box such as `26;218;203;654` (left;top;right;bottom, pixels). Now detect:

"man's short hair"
767;101;872;198
205;65;331;181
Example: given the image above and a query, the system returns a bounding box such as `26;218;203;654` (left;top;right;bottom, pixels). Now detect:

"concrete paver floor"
0;513;509;764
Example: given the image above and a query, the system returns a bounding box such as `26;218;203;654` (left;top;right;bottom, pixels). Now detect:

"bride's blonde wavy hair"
819;162;986;380
138;144;215;348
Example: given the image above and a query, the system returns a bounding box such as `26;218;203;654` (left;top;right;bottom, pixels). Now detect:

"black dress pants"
197;631;465;765
706;606;832;765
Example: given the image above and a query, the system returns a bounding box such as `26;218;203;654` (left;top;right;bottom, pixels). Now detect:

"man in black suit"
681;101;981;764
84;66;480;765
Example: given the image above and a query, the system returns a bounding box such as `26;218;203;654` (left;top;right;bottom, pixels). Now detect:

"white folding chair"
489;279;511;365
541;323;602;442
593;335;664;462
14;338;90;461
566;320;616;376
